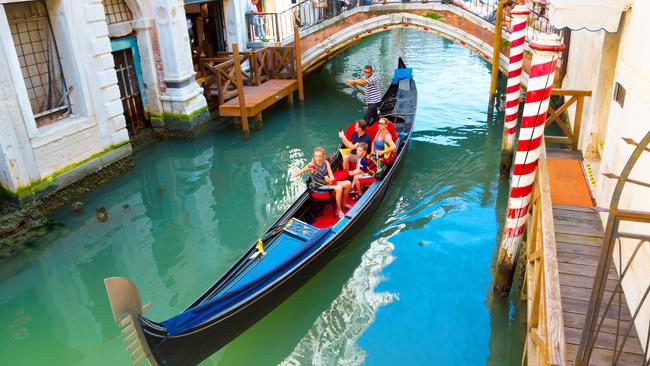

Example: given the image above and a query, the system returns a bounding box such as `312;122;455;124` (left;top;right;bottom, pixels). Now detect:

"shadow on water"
0;29;525;365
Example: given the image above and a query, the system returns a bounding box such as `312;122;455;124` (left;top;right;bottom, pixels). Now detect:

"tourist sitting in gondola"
338;119;371;170
371;118;397;166
294;147;352;217
348;142;378;198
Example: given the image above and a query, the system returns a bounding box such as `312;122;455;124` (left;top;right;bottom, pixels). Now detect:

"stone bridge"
271;3;532;82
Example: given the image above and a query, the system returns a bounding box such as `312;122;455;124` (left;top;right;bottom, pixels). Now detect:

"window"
6;1;70;126
613;81;626;108
103;0;133;25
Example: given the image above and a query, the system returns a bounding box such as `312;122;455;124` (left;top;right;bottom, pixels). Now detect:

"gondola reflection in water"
104;58;417;366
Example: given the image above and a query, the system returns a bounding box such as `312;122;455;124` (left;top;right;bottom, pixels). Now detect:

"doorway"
110;36;148;134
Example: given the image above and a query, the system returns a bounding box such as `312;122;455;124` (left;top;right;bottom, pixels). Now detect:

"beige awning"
549;0;633;32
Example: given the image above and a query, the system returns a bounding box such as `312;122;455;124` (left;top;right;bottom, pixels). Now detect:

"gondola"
104;58;417;366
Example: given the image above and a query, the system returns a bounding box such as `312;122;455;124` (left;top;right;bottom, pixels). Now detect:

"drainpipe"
500;5;530;176
493;33;565;298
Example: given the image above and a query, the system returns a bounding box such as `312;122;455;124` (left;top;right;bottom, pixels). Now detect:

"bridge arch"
286;4;520;80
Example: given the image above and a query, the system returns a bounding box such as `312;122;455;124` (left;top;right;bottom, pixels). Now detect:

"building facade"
553;0;650;351
0;0;257;205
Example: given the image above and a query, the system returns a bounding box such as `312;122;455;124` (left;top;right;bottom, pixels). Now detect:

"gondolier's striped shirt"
364;74;382;104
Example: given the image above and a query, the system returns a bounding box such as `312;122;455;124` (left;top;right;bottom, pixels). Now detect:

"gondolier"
346;65;382;124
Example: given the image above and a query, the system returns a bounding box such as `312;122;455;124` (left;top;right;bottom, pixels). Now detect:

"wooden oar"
349;83;365;96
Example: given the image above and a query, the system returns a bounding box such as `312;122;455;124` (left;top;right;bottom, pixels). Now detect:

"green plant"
423;12;442;21
502;38;511;49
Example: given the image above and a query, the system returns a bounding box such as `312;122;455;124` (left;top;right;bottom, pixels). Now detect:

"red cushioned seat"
310;191;331;200
385;122;398;141
310;187;337;218
344;120;397;144
358;176;375;186
333;170;349;182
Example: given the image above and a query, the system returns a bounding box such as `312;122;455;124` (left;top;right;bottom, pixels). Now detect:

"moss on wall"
423;12;443;21
162;105;209;122
9;141;130;200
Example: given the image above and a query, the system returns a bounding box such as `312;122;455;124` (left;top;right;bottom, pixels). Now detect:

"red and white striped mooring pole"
494;33;565;297
500;5;530;175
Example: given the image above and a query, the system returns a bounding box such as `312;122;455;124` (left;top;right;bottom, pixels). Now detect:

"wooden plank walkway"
548;149;645;365
218;79;298;118
554;205;645;365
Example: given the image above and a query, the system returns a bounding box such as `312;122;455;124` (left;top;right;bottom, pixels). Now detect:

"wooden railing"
200;57;238;106
523;142;567;366
200;46;297;106
544;89;591;150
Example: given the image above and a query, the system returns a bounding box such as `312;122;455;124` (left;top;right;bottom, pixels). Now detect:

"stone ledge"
1;143;132;204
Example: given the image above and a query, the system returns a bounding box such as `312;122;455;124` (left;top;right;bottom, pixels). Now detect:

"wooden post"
500;5;530;176
493;34;565;298
487;0;504;117
293;24;304;101
254;113;263;129
572;95;584;150
232;43;249;133
196;17;206;55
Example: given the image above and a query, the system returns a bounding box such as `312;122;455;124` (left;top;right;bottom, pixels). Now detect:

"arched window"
103;0;133;25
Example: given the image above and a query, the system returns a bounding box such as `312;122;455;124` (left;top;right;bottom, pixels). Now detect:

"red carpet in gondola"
312;196;357;228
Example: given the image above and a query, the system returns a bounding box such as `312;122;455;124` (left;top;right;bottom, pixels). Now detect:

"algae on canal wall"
0;156;134;260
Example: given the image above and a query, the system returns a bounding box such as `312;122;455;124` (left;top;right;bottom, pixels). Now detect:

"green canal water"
0;29;524;365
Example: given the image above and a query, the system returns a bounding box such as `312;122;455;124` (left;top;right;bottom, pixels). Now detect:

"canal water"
0;29;524;365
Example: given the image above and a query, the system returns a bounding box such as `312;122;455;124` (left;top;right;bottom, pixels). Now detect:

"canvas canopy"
549;0;633;32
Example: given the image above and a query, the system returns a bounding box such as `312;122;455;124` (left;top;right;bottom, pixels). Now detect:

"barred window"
103;0;133;25
6;1;70;125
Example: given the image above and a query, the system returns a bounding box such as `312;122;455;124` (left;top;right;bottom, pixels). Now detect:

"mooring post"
493;33;564;297
293;24;305;101
232;43;249;133
500;5;530;176
487;0;505;117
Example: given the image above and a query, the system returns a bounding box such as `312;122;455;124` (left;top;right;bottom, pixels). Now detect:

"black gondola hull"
139;71;417;366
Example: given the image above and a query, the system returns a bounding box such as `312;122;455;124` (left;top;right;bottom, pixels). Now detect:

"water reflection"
282;238;397;365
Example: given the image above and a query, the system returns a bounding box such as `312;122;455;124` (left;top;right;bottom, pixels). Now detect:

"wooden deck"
548;150;645;365
554;205;645;365
218;79;298;118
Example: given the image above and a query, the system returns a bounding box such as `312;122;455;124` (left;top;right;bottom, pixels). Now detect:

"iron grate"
6;1;69;125
103;0;133;25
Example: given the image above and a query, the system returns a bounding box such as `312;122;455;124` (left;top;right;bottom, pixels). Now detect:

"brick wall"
151;23;166;94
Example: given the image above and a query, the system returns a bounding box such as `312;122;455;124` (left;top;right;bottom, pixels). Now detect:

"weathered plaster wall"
562;30;621;159
0;12;38;193
265;0;292;13
223;0;248;50
151;0;208;130
0;0;131;200
126;0;165;117
587;2;650;351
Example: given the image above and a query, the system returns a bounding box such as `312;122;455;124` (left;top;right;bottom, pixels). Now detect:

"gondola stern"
104;277;160;366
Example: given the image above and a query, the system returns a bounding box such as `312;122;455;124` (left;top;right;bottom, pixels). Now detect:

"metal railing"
575;130;650;365
247;0;562;46
522;141;567;366
247;0;362;44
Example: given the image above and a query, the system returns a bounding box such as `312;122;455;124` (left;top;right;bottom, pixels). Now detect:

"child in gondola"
295;147;352;217
348;142;378;199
